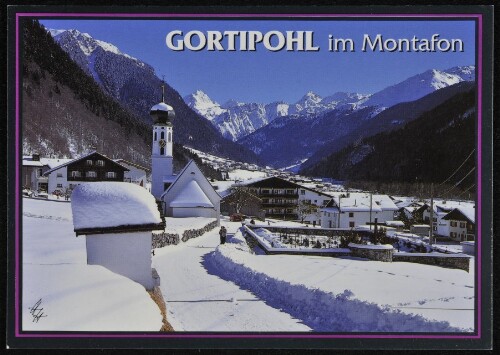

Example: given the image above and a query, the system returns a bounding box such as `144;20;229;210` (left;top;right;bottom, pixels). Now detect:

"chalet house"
423;201;475;241
42;151;129;194
320;192;398;229
220;188;265;220
239;176;331;222
114;159;149;187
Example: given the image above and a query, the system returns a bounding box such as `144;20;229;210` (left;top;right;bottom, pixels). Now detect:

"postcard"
6;5;493;350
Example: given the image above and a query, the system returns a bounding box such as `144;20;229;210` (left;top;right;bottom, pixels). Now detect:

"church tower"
150;83;175;200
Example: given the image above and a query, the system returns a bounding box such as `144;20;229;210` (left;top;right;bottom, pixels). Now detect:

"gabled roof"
169;180;214;208
160;159;221;200
114;159;151;173
442;208;475;224
43;151;129;175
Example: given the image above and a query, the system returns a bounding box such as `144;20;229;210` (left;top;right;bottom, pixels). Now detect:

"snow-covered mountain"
48;28;260;164
50;29;155;98
362;66;476;108
184;90;370;141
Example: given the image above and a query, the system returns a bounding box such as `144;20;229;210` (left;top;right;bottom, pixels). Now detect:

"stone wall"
181;220;219;242
152;232;180;248
393;253;471;272
348;243;394;262
152;220;219;248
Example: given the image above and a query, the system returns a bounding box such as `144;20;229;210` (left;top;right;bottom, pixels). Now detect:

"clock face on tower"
159;139;166;148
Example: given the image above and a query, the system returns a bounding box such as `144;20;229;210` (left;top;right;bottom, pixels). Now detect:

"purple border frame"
14;11;483;341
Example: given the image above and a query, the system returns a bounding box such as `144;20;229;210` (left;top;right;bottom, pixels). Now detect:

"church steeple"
150;79;175;200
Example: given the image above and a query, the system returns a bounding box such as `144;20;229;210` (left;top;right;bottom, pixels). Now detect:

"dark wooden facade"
65;152;128;182
244;177;300;220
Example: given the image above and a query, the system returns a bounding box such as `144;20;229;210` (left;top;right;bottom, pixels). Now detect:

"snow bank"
205;242;464;332
71;182;161;230
23;264;162;331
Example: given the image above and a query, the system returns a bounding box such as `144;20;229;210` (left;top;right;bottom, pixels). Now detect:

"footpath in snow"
202;228;474;332
153;220;311;332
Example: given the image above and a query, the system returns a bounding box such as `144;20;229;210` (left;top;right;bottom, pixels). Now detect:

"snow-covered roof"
169;180;214;208
386;221;405;227
163;175;177;183
71;182;163;234
326;192;398;212
114;159;150;173
22;158;44;167
151;102;174;112
431;200;475;223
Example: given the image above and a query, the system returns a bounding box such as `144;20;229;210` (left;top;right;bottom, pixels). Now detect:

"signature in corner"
28;298;47;323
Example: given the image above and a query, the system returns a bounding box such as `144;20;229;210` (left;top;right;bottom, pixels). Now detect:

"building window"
460;222;466;228
154;132;157;141
56;183;63;188
106;172;116;179
300;190;305;195
161;131;165;139
168;131;172;142
86;171;97;178
450;232;457;238
96;160;105;167
86;160;93;166
262;189;270;194
349;212;354;218
433;226;437;231
56;173;63;178
38;168;43;177
450;221;457;227
160;147;165;155
286;189;295;194
349;221;355;228
71;171;81;178
432;217;437;222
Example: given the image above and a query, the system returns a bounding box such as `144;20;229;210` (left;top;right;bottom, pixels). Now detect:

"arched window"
168;131;172;142
161;131;165;139
154;132;157;141
160;147;165;155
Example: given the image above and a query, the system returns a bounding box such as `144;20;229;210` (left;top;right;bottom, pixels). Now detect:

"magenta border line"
14;11;483;341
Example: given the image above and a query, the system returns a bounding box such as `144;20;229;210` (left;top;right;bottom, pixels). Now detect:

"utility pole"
369;192;373;231
429;183;434;245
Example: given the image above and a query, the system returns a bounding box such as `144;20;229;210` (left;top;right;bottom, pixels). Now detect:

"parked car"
230;213;245;222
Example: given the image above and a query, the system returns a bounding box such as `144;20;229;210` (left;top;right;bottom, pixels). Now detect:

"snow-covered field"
21;198;475;333
206;230;475;332
22;198;162;331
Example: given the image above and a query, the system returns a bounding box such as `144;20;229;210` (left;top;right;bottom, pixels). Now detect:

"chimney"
32;154;40;161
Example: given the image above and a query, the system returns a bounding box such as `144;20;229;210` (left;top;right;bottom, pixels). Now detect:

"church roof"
169;180;214;208
151;102;174;112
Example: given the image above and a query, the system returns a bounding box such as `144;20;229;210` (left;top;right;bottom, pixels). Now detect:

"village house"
22;154;72;192
320;192;399;229
423;201;475;241
41;151;129;194
114;158;149;187
238;176;331;223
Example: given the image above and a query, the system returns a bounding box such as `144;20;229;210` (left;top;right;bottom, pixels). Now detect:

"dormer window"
86;160;93;166
96;160;105;167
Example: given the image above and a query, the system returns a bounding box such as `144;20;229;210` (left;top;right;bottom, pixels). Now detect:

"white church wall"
172;207;217;218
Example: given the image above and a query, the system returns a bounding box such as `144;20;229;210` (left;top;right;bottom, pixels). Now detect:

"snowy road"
153;222;311;332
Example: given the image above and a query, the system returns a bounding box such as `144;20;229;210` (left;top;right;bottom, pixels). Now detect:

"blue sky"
40;19;475;104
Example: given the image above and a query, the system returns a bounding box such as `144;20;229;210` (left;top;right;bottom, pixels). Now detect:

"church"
149;88;221;223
